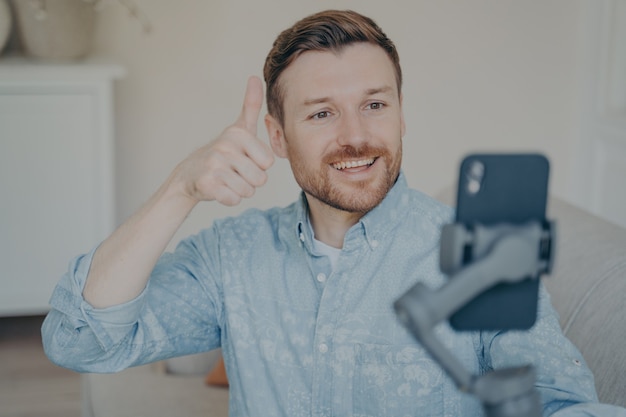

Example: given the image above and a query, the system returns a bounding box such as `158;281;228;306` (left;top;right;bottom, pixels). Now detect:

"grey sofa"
81;196;626;416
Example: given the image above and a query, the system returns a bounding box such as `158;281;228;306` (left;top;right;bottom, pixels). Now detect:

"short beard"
289;143;402;214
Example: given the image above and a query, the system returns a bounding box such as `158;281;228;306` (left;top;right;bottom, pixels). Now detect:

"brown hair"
263;10;402;125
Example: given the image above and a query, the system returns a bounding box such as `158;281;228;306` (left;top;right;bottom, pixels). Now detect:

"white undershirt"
308;218;341;271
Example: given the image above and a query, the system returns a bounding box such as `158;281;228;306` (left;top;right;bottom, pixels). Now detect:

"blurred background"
3;0;626;244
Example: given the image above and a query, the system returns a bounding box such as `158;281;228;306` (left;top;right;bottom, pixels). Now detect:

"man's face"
266;42;405;214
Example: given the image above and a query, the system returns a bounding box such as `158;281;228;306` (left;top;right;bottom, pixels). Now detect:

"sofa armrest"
543;198;626;407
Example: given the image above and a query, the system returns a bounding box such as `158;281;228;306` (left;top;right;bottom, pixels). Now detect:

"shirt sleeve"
42;229;223;373
481;283;626;416
550;403;626;416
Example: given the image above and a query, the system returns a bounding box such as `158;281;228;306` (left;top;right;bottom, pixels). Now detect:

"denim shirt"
42;173;621;416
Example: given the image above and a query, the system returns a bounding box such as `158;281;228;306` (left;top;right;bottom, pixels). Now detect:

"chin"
326;180;392;213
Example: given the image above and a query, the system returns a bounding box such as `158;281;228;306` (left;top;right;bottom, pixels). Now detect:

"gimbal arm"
394;221;554;417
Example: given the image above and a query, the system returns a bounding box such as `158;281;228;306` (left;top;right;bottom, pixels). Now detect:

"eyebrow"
365;86;394;96
302;85;394;107
303;97;331;107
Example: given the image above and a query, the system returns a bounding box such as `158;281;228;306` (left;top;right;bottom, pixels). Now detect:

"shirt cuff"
48;246;148;350
79;287;147;350
81;288;147;326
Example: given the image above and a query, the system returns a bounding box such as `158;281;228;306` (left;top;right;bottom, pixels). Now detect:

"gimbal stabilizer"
394;220;555;417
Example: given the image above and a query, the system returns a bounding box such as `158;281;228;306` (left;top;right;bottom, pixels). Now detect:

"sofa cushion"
543;198;626;407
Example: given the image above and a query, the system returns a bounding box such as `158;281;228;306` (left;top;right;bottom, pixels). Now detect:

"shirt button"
316;273;327;283
371;240;379;248
318;343;328;353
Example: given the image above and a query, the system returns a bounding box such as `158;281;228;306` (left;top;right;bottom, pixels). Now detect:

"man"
43;10;619;416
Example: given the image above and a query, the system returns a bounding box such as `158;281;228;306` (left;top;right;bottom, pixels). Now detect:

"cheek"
285;128;329;160
370;120;402;146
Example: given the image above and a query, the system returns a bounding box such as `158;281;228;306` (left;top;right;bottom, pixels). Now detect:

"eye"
367;102;385;110
312;111;331;120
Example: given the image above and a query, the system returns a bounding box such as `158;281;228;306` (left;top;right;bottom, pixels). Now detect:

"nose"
337;110;368;148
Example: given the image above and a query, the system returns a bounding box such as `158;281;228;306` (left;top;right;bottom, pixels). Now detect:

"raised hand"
83;76;276;308
173;76;275;206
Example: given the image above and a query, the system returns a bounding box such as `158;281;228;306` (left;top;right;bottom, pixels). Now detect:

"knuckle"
251;171;268;187
242;184;256;198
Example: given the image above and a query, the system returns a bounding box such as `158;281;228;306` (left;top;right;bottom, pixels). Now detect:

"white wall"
92;0;584;247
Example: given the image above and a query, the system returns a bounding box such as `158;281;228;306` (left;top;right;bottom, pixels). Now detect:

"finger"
212;185;242;207
219;126;274;171
237;76;264;135
240;134;275;171
213;170;256;205
229;151;270;188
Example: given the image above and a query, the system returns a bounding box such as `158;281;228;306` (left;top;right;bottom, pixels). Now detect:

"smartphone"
449;153;550;331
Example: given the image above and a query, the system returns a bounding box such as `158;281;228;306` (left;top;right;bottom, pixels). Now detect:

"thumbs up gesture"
173;76;275;206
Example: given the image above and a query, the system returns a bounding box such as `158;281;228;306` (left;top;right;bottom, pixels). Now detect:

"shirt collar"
357;172;411;250
294;171;411;252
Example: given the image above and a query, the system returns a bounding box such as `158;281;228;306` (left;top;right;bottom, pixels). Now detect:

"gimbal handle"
394;220;555;417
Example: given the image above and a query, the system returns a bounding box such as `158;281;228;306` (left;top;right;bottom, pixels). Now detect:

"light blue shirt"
42;173;622;416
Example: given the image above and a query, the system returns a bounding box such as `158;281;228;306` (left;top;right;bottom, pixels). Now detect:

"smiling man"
266;41;405;248
42;10;618;417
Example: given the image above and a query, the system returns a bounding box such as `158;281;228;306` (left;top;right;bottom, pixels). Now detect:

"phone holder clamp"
394;220;555;417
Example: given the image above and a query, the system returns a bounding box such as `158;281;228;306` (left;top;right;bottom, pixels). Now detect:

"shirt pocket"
352;343;444;417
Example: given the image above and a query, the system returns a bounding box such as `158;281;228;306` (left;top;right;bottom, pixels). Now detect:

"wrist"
163;166;201;207
152;172;199;223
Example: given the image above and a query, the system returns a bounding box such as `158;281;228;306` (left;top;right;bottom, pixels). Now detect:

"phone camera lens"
467;178;481;194
466;160;485;195
469;160;484;179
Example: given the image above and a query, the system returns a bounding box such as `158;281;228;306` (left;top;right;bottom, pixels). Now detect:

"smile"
332;158;376;170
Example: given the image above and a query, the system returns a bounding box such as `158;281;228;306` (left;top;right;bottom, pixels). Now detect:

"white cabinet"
0;58;124;316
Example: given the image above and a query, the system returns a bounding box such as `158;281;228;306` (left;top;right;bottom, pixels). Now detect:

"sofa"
81;196;626;416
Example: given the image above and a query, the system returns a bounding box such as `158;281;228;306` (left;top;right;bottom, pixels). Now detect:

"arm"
482;284;626;415
43;232;223;372
84;76;273;308
42;76;274;371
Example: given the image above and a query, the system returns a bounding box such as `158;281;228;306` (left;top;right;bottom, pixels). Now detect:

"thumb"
238;76;264;135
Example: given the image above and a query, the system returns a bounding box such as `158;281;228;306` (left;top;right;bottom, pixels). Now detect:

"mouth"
331;157;376;171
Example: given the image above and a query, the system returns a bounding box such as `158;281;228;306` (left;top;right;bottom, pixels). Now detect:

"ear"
265;114;288;158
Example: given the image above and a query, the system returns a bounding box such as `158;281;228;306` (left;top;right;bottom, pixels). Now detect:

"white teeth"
332;158;375;170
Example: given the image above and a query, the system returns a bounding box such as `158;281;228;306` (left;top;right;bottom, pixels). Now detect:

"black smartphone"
449;153;550;331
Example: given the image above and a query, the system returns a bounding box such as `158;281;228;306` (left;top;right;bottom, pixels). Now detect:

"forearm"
83;174;197;308
484;285;601;413
43;223;223;373
82;78;272;309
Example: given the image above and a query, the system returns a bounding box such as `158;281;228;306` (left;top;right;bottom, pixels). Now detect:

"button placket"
311;263;342;417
